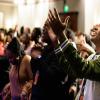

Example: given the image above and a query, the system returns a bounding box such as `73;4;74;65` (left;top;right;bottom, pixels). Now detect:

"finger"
54;8;60;20
48;13;53;22
46;19;50;27
47;18;52;28
64;16;70;27
45;20;50;29
49;10;55;20
47;18;51;25
44;20;48;27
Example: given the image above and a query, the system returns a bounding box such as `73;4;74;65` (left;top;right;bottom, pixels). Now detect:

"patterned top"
9;65;22;97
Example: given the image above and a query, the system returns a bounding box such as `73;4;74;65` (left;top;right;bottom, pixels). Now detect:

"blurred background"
0;0;100;34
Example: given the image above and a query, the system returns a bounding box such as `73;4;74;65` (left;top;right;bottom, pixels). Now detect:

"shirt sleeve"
54;39;100;81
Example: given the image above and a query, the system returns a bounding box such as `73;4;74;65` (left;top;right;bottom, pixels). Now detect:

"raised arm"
46;8;100;81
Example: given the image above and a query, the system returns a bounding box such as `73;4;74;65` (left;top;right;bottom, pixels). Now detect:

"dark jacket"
55;39;100;81
31;46;76;100
0;56;9;92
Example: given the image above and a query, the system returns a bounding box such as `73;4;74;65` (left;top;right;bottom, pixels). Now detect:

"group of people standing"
0;8;100;100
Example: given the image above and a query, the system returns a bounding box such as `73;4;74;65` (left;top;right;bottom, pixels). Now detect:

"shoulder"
22;55;31;63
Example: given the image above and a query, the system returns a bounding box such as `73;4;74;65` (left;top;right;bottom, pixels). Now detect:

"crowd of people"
0;8;100;100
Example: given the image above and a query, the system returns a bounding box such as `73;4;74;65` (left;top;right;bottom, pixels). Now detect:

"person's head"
20;26;24;36
75;32;95;59
5;37;23;65
41;27;52;45
75;32;86;45
31;44;43;59
75;32;95;48
90;24;100;45
6;34;12;43
20;33;31;50
7;28;15;37
31;27;42;43
24;27;31;34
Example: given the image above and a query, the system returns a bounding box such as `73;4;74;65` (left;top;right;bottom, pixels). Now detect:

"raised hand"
44;20;58;46
47;8;70;36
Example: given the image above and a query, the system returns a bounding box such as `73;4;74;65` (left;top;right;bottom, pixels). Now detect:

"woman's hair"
20;26;24;36
31;27;42;43
7;37;24;57
20;33;31;50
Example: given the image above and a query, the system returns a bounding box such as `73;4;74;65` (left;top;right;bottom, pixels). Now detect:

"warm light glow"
12;17;17;27
34;2;49;27
14;0;39;5
14;0;25;5
85;0;100;34
16;0;49;28
27;0;35;5
93;0;100;24
5;19;13;29
0;12;3;28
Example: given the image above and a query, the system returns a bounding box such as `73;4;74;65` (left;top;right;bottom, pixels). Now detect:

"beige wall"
15;0;85;32
67;0;100;34
0;0;63;30
67;0;85;33
0;0;84;32
16;0;63;29
84;0;100;35
1;0;100;34
0;3;15;29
